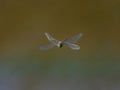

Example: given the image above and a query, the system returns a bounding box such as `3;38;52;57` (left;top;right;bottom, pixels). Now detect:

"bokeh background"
0;0;120;90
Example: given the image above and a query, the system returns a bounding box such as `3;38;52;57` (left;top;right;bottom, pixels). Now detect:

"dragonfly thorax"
57;41;63;48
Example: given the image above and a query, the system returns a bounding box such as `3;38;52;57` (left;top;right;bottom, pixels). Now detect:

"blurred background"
0;0;120;90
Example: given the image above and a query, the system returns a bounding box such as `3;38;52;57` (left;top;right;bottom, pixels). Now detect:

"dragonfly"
40;32;83;50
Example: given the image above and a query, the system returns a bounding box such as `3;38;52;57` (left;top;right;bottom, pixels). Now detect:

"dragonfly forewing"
45;32;58;46
69;33;83;43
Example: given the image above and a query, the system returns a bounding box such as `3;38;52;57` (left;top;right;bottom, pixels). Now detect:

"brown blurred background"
0;0;120;90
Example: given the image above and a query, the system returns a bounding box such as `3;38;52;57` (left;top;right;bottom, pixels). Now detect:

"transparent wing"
45;32;58;45
40;43;55;50
62;38;68;43
63;42;80;50
69;33;83;43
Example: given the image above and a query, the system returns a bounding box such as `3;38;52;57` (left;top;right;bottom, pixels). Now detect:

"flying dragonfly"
40;32;83;50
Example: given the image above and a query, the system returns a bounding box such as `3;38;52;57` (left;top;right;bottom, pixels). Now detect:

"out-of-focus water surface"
0;0;120;90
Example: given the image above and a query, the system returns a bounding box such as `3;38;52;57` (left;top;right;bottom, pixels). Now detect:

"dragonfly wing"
63;42;80;50
40;43;55;50
45;32;58;45
69;33;83;43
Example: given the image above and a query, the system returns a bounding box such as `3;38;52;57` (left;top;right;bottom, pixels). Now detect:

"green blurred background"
0;0;120;90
